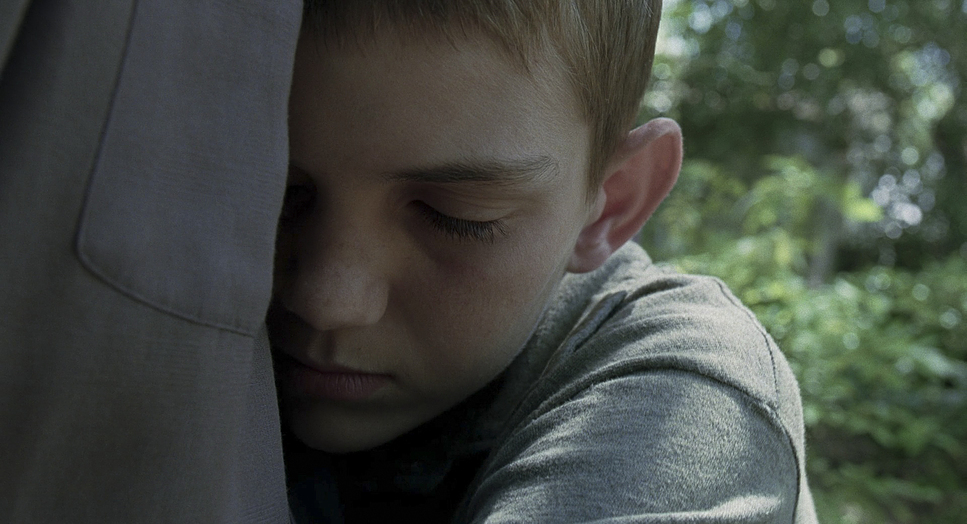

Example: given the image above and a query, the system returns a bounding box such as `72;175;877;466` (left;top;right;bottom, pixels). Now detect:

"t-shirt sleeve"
455;370;800;523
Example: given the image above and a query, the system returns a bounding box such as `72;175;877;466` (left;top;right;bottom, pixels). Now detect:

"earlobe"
567;118;683;273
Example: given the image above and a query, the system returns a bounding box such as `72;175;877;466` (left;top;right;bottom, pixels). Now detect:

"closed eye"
415;202;507;243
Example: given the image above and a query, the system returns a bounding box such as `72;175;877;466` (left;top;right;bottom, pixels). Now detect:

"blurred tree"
645;0;966;274
639;1;967;522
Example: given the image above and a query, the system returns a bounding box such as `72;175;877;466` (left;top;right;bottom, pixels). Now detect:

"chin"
286;403;429;454
294;430;387;454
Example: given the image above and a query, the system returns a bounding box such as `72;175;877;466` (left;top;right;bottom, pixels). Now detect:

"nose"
277;211;390;332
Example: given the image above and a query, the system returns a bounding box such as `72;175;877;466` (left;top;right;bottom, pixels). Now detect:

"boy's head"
301;0;664;190
271;0;683;453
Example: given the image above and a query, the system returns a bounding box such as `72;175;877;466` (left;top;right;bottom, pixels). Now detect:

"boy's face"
273;31;598;452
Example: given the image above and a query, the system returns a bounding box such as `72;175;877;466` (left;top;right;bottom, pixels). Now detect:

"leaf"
841;182;884;223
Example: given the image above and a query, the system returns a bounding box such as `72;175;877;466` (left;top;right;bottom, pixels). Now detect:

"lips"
277;353;391;402
268;303;393;401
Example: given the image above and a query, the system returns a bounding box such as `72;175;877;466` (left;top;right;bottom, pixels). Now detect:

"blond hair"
302;0;662;190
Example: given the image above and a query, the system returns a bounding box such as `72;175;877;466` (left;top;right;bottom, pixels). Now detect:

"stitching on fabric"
712;278;782;408
72;0;258;336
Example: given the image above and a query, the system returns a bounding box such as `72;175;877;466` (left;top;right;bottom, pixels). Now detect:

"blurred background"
639;0;967;522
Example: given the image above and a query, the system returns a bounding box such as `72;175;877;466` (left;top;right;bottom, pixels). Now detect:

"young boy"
271;1;818;522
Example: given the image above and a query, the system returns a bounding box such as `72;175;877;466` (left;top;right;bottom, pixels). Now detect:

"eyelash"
279;184;506;244
415;202;506;244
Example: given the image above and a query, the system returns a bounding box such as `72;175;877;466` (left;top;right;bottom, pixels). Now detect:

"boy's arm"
455;370;804;523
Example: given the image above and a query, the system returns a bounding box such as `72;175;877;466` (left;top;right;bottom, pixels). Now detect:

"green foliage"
642;2;967;521
644;157;967;523
647;0;967;262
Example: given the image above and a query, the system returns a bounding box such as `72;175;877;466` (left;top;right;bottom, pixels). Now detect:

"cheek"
402;228;573;357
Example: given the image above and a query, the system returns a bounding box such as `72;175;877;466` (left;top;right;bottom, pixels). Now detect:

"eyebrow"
382;155;559;187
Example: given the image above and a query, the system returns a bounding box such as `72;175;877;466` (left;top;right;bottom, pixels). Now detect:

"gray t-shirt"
288;242;818;523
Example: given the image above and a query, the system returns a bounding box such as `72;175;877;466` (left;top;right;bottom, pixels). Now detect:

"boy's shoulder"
534;241;794;410
452;241;814;522
480;242;798;423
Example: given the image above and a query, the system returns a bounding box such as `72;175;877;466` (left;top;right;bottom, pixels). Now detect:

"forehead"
288;31;588;179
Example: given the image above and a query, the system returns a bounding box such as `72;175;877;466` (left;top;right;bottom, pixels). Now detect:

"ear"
568;118;682;273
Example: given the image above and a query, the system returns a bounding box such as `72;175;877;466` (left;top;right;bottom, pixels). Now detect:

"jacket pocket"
76;1;300;335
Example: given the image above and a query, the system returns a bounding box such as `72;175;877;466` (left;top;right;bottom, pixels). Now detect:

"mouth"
275;353;392;402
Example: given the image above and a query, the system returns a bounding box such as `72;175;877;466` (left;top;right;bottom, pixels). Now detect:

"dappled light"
641;0;966;522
